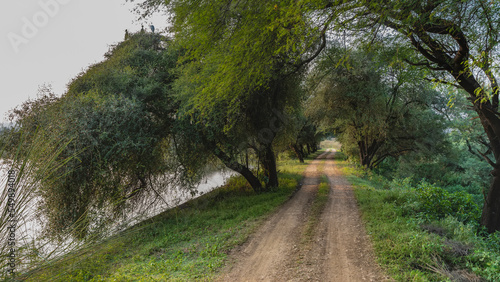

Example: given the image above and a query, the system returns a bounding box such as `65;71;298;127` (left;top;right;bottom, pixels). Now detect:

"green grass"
354;186;446;281
337;160;452;281
336;160;499;281
303;175;329;242
20;152;322;281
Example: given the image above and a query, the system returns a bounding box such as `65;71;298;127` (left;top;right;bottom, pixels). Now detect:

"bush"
413;181;481;224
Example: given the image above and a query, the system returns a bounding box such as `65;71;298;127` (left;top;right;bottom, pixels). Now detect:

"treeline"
3;0;500;242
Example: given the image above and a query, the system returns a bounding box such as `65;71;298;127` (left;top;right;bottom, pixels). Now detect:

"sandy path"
218;151;390;281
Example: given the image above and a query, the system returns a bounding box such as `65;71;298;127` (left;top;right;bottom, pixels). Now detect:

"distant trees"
307;47;448;169
288;116;322;163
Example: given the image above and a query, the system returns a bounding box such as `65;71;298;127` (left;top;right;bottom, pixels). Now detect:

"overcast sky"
0;0;167;123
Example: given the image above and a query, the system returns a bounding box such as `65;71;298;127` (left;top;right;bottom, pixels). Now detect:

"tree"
287;116;321;163
146;0;333;190
9;31;180;239
307;46;448;169
348;0;500;232
174;61;305;191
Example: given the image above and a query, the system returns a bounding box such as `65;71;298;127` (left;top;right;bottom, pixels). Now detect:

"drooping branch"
291;11;336;72
403;59;448;71
423;77;462;89
371;148;416;169
467;140;498;168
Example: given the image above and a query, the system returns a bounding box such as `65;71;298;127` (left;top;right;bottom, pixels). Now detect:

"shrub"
414;181;481;224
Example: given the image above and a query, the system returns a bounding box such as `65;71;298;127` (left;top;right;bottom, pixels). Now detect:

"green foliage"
412;181;481;224
340;160;500;281
352;181;447;280
8;32;180;240
341;163;494;281
167;0;328;110
307;46;449;169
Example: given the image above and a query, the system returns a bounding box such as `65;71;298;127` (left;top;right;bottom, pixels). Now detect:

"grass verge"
20;152;323;281
337;160;499;281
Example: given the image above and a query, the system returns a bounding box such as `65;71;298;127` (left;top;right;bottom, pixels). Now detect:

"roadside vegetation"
337;158;500;281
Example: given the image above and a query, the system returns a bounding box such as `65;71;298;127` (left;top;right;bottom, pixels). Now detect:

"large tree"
135;0;333;190
348;0;500;232
174;60;305;191
10;31;181;239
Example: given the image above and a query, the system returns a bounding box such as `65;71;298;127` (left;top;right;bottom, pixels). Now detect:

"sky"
0;0;168;123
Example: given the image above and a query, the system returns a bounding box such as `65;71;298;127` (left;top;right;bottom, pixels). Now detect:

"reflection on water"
0;164;232;272
113;170;233;231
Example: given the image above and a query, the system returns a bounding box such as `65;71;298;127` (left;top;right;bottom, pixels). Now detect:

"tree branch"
404;59;448;71
467;140;498;168
423;77;462;89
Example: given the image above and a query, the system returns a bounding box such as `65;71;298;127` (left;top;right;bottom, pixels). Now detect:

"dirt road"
218;150;390;281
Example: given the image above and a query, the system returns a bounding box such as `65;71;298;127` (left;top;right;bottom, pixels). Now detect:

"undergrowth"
339;160;500;281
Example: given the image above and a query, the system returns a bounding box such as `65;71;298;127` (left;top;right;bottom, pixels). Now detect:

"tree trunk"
358;139;381;169
481;168;500;233
452;75;500;232
290;143;305;163
261;145;279;189
312;143;318;152
235;163;264;193
212;145;263;193
474;104;500;233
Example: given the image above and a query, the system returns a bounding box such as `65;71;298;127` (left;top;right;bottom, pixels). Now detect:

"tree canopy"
307;46;449;169
9;31;181;239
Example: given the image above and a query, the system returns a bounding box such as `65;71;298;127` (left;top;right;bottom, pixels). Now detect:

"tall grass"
0;127;82;280
0;128;232;280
